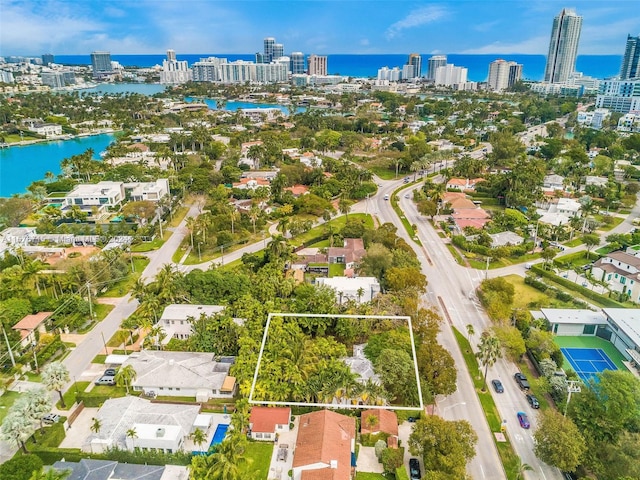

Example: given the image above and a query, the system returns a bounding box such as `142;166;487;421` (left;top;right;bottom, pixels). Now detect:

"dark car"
517;411;530;429
42;413;60;424
514;372;530;391
491;379;504;393
104;368;117;376
527;394;540;409
409;458;421;480
95;375;116;386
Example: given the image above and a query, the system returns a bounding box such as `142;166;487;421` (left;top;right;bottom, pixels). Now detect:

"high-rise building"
620;34;640;80
290;52;305;74
308;54;328;76
192;57;227;82
407;53;422;79
90;51;113;79
263;37;276;63
427;55;447;81
273;43;284;60
596;80;640;113
544;8;582;83
487;59;523;91
42;54;54;66
434;64;467;87
160;49;191;84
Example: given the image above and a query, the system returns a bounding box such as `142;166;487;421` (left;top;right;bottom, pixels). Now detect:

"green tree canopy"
534;409;586;472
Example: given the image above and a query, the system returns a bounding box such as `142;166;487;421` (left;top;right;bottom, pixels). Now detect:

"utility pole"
485;257;492;280
2;326;16;367
87;282;93;319
565;380;582;416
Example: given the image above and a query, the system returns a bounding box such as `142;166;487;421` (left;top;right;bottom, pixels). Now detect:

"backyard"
239;441;274;479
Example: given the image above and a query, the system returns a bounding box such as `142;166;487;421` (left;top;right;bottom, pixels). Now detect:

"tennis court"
561;347;618;383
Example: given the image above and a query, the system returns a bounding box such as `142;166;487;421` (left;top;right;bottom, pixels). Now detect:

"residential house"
299;152;323;168
292;410;356;480
327;238;366;269
50;459;188;480
285;185;310;197
12;312;52;347
592;251;640;302
360;409;398;436
61;182;125;215
489;231;524;248
124;179;170;202
543;174;566;192
583;176;608;190
249;407;291;441
87;396;202;454
537;197;581;226
125;143;153;158
232;177;271;190
445;178;484;191
122;351;236;402
29;123;62;137
315;276;381;304
159;304;226;342
531;308;607;337
342;344;380;386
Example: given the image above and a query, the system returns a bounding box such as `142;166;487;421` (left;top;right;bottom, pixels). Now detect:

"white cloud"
461;35;549;55
474;20;500;33
385;5;448;40
360;38;370;46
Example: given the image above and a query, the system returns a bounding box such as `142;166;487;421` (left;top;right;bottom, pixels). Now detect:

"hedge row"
524;276;588;308
530;264;625;308
31;447;192;466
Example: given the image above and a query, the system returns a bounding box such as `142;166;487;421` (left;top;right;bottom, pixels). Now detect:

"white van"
384;194;389;200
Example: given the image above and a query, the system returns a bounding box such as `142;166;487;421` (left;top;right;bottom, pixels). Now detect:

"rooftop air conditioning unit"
156;427;165;437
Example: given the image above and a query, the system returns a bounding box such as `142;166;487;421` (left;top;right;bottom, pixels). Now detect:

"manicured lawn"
564;238;584;247
130;231;172;252
94;304;114;322
329;263;346;277
291;213;374;247
597;216;624;231
356;473;386;480
553;335;629;371
92;354;107;364
167;206;189;228
0;390;21;423
58;381;90;410
308;239;330;248
100;256;149;297
501;274;576;310
240;441;273;479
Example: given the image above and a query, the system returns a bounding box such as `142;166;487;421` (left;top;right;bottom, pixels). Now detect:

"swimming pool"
210;424;229;446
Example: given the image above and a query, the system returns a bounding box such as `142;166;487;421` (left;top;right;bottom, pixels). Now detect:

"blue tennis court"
561;348;618;383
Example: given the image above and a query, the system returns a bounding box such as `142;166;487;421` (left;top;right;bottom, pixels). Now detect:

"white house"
249;407;291;441
124;179;170;202
29;123;62;137
543;174;566;192
592;251;640;302
159;304;226;342
532;308;607;336
315;276;381;304
122;351;236;402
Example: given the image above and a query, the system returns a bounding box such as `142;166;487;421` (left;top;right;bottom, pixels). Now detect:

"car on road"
383;194;389;200
514;372;530;390
409;458;421;480
527;394;540;409
404;193;410;198
95;375;116;386
517;412;530;429
104;368;117;376
42;413;60;424
491;379;504;393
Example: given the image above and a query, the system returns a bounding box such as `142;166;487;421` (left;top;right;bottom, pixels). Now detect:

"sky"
1;0;639;57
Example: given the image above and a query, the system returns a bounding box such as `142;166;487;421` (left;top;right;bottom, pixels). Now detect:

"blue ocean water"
0;134;114;197
56;53;623;82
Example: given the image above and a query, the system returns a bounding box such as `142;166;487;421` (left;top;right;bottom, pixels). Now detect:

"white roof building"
315;276;381;304
159;304;226;342
124;179;170;202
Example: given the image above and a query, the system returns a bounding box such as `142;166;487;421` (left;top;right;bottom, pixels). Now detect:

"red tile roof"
360;409;398;436
12;312;52;340
250;406;291;434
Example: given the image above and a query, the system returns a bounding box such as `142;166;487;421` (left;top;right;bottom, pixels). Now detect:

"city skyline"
1;0;639;57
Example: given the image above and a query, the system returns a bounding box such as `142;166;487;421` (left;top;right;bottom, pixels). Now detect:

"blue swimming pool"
210;424;229;446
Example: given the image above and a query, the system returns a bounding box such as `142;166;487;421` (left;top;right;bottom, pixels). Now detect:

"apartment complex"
308;54;328;76
596;80;640;113
544;8;582;83
90;51;113;79
427;55;447;81
160;49;191;85
487;59;523;91
620;34;640;80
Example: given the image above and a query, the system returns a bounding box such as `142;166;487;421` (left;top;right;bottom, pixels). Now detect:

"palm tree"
229;209;239;235
115;365;137;394
90;417;102;435
364;412;379;431
466;324;475;345
338;194;352;219
41;362;70;408
185;216;197;250
24;388;52;435
191;427;207;451
515;458;533;480
248;205;260;234
126;427;138;450
476;332;502;392
209;433;249;480
29;467;71;480
1;410;34;453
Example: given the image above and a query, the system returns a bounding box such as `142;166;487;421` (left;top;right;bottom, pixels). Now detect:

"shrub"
381;447;404;473
0;454;43;480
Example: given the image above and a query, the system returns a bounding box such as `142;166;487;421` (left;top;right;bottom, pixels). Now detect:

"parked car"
517;412;530;429
409;458;421;480
527;394;540;409
95;375;116;386
104;368;117;376
42;413;60;424
491;379;504;393
514;372;530;390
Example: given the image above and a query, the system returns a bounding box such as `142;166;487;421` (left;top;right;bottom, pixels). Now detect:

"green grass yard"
240;441;273;479
0;390;21;423
355;473;386;480
501;274;574;310
553;335;629;371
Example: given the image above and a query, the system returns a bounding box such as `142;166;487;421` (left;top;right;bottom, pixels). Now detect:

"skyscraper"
488;59;523;91
273;43;284;60
263;37;276;63
308;55;328;76
544;8;582;83
407;53;422;79
160;49;191;85
90;51;113;79
427;55;447;81
620;34;640;80
42;54;54;66
290;52;306;74
166;49;177;62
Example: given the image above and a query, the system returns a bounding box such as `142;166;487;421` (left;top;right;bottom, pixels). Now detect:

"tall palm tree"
191;427;207;451
90;417;102;435
476;332;502;392
229;209;239;235
515;458;533;480
126;427;138;450
41;362;70;408
466;324;475;345
115;365;137;394
0;410;34;453
209;433;249;480
23;388;52;435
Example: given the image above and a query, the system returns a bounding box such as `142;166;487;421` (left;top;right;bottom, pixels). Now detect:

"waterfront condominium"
620;34;640;80
308;54;328;76
290;52;306;75
407;53;422;79
427;55;447;81
544;8;582;83
90;51;113;79
263;37;276;63
487;59;523;92
160;49;191;85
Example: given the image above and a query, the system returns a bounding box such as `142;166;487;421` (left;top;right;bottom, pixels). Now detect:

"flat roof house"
293;410;356;480
124;179;170;202
249;406;291;441
122;351;236;402
315;276;380;304
159;304;226;342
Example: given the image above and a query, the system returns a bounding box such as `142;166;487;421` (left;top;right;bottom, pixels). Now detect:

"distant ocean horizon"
55;53;623;83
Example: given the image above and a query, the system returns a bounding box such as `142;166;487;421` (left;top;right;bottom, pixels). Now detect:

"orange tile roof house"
327;238;366;269
293;410;356;480
12;312;52;347
249;406;291;441
360;409;398;436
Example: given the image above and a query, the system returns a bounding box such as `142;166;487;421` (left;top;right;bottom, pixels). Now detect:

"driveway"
267;415;298;480
356;446;383;473
398;421;417;476
58;406;100;450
